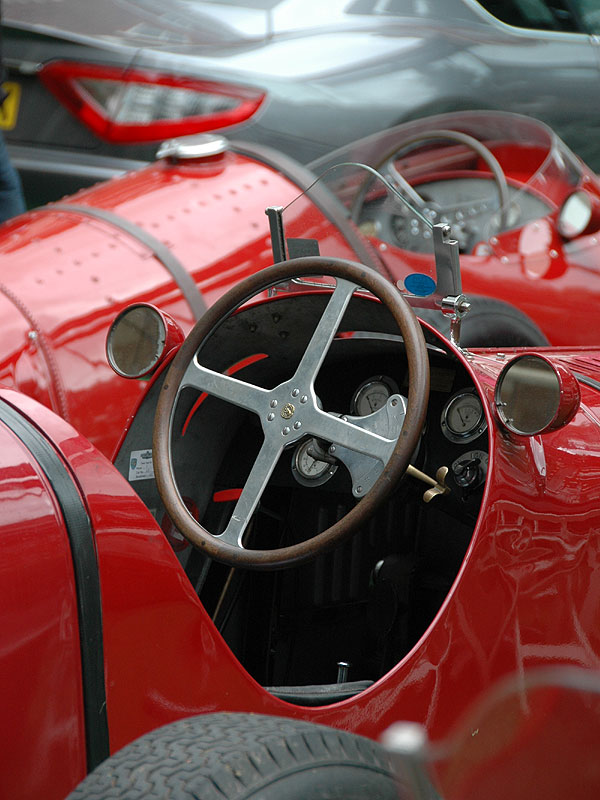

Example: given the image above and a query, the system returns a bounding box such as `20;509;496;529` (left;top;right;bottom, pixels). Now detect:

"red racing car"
0;110;598;462
2;155;600;798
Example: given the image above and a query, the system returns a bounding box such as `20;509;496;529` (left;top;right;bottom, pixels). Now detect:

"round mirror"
107;304;168;378
557;190;592;239
495;354;579;435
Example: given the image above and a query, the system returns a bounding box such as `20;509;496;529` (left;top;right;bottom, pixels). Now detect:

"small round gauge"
441;390;487;444
292;439;338;488
352;375;399;416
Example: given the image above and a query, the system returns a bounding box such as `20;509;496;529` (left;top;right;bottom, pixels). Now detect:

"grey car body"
3;0;600;206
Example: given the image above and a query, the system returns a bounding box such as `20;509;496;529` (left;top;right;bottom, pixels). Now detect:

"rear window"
475;0;582;32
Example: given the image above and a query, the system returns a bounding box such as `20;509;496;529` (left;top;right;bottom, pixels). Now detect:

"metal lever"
406;464;450;503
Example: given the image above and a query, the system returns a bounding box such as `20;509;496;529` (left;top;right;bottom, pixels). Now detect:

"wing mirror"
557;189;600;239
106;303;184;379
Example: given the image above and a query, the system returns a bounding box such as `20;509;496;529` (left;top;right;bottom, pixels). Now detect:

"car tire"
418;296;550;348
66;712;401;799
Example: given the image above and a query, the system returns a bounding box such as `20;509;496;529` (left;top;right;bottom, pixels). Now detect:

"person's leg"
0;132;25;221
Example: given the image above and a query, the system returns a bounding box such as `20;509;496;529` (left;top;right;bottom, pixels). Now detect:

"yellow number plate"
0;82;21;130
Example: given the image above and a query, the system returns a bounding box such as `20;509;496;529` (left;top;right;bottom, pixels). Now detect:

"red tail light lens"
39;60;265;143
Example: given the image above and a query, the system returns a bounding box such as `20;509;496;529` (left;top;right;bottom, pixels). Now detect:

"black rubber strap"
34;203;207;321
574;371;600;392
0;398;109;771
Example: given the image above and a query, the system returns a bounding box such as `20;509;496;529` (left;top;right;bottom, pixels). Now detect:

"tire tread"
67;713;397;800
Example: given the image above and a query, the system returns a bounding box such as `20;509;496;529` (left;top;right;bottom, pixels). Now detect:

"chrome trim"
157;134;228;161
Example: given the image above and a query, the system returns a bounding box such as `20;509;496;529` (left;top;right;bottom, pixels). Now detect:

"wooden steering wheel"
153;257;429;570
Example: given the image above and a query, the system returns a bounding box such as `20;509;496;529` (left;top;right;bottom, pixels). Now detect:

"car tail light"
39;60;265;143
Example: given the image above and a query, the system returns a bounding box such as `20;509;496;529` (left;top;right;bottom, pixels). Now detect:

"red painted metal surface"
0;153;360;459
2;336;600;797
427;668;600;799
94;339;600;744
0;117;600;797
0;123;597;464
0;393;86;800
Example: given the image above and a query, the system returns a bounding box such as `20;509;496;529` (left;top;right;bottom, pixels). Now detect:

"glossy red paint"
0;153;357;458
375;164;600;348
0;392;86;800
1;112;600;795
3;319;600;796
425;668;600;800
0;113;597;467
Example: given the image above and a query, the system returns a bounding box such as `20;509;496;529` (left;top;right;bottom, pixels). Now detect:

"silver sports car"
3;0;600;204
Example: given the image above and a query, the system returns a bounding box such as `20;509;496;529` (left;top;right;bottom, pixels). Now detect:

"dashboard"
358;175;552;253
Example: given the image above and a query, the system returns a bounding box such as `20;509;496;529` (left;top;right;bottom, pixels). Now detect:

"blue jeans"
0;131;25;222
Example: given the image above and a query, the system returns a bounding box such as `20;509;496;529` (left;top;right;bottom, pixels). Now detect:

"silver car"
3;0;600;205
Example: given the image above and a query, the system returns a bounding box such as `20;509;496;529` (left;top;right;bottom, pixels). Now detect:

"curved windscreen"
309;110;597;258
277;159;463;311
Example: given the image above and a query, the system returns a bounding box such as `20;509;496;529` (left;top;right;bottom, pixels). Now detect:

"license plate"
0;82;21;130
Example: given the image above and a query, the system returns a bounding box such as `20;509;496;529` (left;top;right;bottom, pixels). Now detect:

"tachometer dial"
441;390;487;443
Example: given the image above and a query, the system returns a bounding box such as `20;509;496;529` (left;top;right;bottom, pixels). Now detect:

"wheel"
66;713;401;800
351;128;510;248
418;295;550;348
153;256;429;570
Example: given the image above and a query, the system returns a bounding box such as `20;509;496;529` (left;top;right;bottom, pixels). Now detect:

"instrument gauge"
292;439;338;488
352;375;399;416
441;390;487;444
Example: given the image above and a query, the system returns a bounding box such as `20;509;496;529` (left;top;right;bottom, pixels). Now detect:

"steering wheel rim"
153;256;430;570
351;128;510;235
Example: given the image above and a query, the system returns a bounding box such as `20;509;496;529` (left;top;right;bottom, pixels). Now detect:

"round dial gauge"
352;376;399;416
441;390;487;444
292;439;338;488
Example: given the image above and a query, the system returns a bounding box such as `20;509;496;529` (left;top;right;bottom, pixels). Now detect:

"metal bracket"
265;206;287;264
432;223;461;297
440;293;471;348
430;223;470;347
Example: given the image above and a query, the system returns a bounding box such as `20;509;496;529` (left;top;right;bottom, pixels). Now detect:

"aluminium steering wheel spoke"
181;358;268;416
291;277;358;387
308;406;396;464
217;435;285;548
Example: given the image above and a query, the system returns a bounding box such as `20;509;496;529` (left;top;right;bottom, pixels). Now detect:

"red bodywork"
3;321;600;798
0;150;362;457
0;112;598;460
1;112;600;798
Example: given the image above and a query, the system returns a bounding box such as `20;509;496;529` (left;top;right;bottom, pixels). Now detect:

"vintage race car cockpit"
105;165;571;703
4;114;600;800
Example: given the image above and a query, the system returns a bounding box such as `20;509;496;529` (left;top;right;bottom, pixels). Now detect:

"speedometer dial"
441;390;487;443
